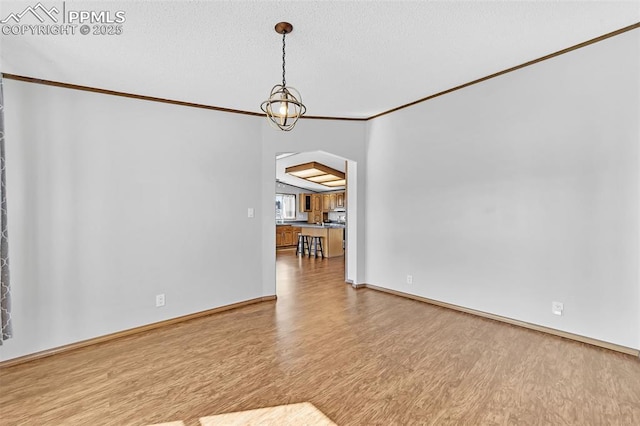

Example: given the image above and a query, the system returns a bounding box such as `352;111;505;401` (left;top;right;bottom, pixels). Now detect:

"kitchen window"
275;193;296;220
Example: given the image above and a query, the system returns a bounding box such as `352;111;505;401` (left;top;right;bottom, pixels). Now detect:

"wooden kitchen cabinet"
302;192;346;222
276;226;301;248
322;194;331;211
307;194;323;223
329;193;337;210
292;227;301;244
312;194;322;212
276;226;288;247
283;228;293;246
323;192;343;212
299;194;312;212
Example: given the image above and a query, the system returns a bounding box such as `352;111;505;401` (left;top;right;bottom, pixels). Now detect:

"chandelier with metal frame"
260;22;306;131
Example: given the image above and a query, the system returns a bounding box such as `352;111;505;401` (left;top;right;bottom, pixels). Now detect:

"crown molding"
3;22;638;121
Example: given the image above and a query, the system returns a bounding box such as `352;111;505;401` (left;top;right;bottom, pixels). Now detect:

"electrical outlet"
552;301;563;316
247;208;255;218
406;275;413;285
156;293;165;307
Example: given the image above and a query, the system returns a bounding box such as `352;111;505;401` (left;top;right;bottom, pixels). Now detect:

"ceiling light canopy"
285;162;345;188
260;22;306;132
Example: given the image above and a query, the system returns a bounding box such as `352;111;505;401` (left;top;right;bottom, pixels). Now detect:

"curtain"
0;75;12;344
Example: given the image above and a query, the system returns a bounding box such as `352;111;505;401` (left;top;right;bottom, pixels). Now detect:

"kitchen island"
298;224;345;258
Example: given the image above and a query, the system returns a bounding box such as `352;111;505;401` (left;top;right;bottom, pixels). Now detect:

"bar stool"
296;234;310;257
309;236;324;258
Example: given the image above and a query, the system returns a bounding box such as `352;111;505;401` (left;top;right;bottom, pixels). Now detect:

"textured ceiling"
1;1;639;118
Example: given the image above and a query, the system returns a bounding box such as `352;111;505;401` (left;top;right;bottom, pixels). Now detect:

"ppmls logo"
1;2;126;36
0;2;60;24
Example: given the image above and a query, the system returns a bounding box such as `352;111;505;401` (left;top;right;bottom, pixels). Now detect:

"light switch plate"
552;301;563;316
247;208;254;218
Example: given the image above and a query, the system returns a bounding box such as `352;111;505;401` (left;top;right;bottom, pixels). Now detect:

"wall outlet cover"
156;294;166;307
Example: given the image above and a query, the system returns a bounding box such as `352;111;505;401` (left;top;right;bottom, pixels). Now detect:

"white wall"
4;30;636;362
0;79;368;361
365;30;640;349
1;80;264;360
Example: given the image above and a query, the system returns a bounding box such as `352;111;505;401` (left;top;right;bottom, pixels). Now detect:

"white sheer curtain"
0;75;12;344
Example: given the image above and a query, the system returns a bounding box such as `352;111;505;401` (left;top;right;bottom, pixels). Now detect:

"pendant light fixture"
260;22;306;131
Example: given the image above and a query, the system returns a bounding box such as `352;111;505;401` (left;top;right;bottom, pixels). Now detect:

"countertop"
277;222;345;229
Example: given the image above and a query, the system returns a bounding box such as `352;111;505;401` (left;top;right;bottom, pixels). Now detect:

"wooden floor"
1;249;640;425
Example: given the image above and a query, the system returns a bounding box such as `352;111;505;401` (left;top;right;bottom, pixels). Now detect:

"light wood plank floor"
1;249;640;425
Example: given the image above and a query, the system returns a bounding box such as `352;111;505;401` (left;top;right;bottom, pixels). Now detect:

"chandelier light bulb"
279;101;288;117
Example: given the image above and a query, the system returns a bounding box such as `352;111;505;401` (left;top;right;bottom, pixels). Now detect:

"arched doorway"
274;151;357;292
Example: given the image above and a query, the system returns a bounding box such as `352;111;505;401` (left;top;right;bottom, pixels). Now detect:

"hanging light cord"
281;32;287;87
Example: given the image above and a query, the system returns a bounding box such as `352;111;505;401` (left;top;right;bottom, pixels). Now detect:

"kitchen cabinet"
322;194;331;211
301;191;345;222
321;193;342;212
276;226;301;248
284;229;293;246
308;194;323;223
322;193;338;211
292;227;301;245
299;194;312;212
310;211;323;224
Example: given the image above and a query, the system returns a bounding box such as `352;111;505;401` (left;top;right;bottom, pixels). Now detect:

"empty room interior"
1;1;639;425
